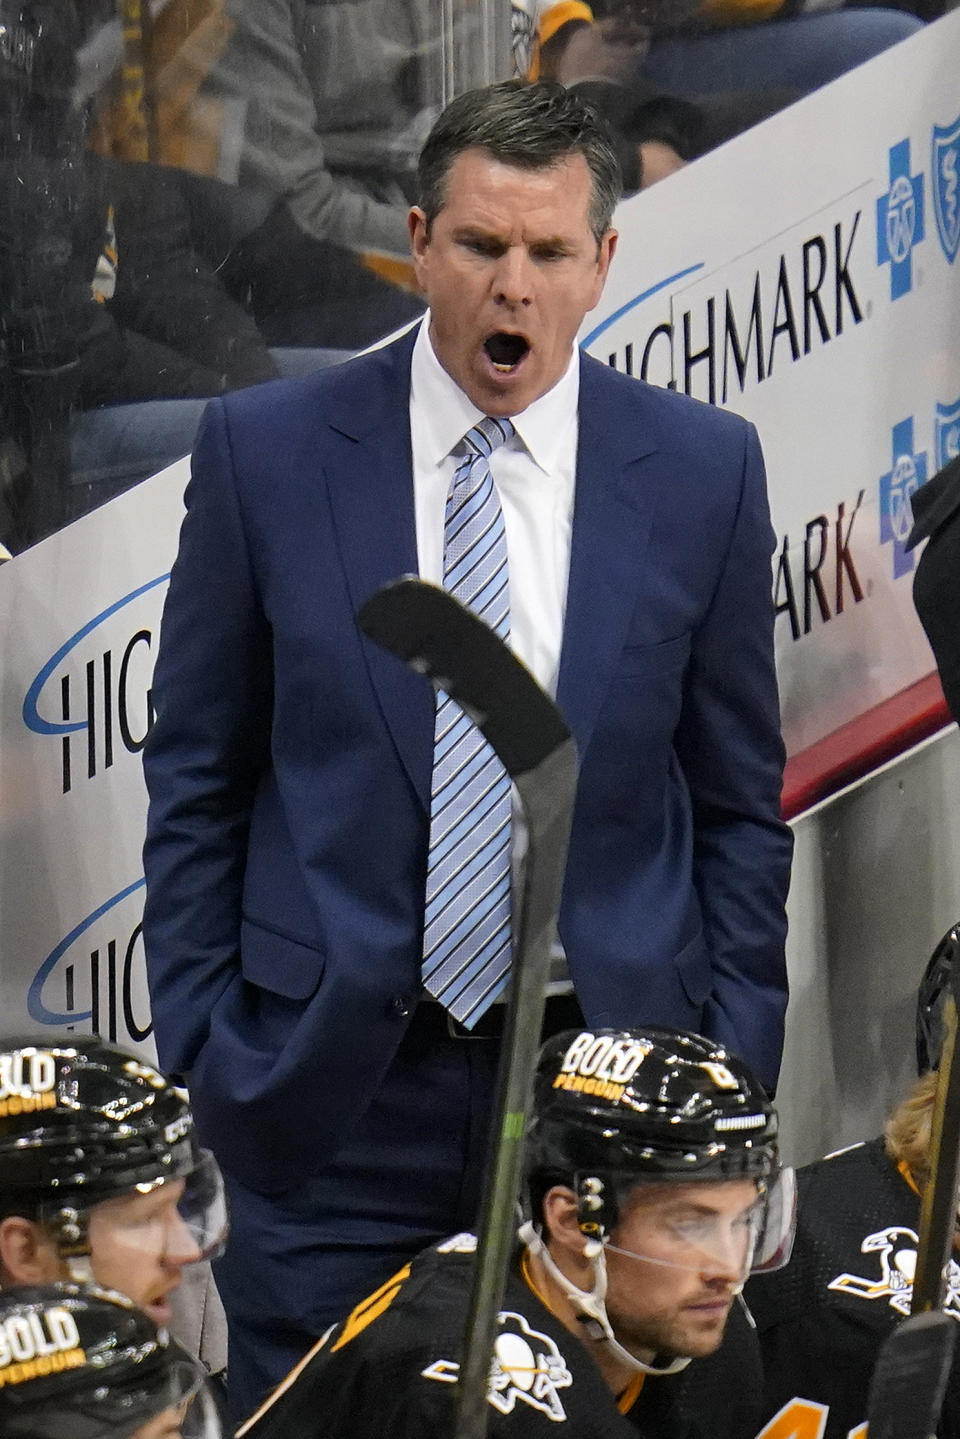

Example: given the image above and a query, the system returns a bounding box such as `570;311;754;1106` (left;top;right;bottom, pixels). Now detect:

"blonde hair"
883;1069;939;1193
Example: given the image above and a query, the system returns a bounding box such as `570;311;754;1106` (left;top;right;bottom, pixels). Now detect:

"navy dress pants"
216;1004;502;1424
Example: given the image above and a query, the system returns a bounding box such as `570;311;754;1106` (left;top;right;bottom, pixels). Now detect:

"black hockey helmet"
916;922;960;1074
0;1282;222;1439
0;1036;226;1259
525;1027;784;1255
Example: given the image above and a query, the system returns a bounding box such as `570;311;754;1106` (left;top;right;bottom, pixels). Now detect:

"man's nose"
164;1210;203;1267
493;247;533;306
701;1229;749;1283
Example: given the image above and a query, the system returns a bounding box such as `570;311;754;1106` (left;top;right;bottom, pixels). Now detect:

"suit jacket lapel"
557;355;660;758
323;327;435;811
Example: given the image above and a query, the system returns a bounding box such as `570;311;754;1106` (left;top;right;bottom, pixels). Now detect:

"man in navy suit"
142;80;792;1420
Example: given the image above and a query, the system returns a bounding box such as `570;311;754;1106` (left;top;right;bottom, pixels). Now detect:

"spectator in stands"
512;1;805;187
746;921;960;1439
0;0;284;545
155;0;429;350
908;453;960;722
567;77;790;190
0;1283;223;1439
514;1;924;131
640;2;923;99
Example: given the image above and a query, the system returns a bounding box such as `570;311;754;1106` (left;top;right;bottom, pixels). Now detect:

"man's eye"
672;1219;714;1243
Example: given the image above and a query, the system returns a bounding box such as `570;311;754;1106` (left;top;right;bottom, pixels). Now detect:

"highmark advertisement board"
0;467;187;1054
583;17;959;776
1;14;959;1051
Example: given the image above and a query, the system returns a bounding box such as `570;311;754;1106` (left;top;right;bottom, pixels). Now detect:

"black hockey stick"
865;977;960;1439
865;1312;954;1439
359;577;578;1439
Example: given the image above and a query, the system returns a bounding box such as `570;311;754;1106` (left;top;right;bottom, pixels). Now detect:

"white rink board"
580;16;960;756
0;461;188;1053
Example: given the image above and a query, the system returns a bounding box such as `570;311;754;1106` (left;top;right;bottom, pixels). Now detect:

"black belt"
413;992;584;1041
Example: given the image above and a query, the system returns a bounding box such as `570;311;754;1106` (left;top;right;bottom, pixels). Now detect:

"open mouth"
484;332;530;373
143;1296;174;1325
142;1277;180;1326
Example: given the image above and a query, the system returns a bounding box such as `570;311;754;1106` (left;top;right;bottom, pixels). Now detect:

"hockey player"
746;921;960;1439
0;1036;227;1328
0;1281;224;1438
237;1026;794;1439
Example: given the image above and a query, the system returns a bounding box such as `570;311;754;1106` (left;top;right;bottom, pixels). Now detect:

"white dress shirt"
410;318;579;992
409;316;578;699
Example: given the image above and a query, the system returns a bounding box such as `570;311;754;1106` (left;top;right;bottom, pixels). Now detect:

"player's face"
409;147;616;417
602;1180;759;1362
87;1178;202;1327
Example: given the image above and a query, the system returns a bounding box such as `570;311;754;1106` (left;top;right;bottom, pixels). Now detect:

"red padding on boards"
782;672;954;821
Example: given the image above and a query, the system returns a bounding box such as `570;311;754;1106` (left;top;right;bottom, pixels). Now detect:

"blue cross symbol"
876;140;925;300
879;417;928;579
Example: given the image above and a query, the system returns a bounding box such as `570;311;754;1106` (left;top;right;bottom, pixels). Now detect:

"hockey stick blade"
866;1311;955;1439
358;577;570;778
359;577;578;1439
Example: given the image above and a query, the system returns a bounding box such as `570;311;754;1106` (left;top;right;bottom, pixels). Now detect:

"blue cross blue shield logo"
932;114;960;264
876;140;925;300
880;417;928;579
935;397;960;472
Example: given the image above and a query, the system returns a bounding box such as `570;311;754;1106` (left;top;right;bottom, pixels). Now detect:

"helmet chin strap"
518;1221;690;1377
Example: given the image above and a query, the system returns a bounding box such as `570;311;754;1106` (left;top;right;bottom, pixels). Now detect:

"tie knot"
463;416;515;460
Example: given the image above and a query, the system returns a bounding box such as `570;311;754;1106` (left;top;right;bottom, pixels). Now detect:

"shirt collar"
411;315;579;475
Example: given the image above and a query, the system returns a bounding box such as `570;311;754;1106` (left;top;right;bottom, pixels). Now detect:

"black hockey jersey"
745;1136;960;1439
237;1233;759;1439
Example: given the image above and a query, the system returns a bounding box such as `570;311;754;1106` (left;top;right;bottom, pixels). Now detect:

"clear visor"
175;1150;229;1262
604;1168;796;1283
83;1151;228;1266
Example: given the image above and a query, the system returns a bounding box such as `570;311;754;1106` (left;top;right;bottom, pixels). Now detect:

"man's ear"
0;1216;63;1286
541;1185;593;1272
408;206;430;288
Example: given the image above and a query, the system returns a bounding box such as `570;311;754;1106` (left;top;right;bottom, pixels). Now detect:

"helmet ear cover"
41;1206;92;1260
574;1173;619;1242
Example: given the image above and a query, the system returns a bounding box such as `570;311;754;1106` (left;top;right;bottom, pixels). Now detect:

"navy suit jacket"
142;325;793;1191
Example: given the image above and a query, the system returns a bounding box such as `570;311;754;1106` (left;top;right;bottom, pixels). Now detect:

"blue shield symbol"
932;114;960;263
935;396;960;472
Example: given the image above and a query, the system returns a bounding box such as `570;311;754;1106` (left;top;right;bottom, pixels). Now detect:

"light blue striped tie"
422;416;515;1027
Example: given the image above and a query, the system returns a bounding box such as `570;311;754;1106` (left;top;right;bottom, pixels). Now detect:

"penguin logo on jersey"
828;1225;960;1318
423;1311;573;1422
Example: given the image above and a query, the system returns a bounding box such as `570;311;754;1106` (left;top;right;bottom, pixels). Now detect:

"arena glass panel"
0;0;940;555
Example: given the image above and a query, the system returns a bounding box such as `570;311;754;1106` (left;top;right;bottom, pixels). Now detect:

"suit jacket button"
391;996;411;1018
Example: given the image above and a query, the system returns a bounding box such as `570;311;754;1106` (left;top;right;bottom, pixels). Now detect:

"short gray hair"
417;80;623;246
